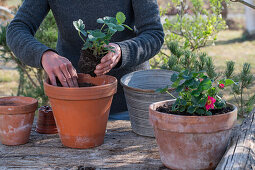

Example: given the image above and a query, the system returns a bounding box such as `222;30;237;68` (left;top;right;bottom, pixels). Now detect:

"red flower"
205;96;216;111
219;83;225;89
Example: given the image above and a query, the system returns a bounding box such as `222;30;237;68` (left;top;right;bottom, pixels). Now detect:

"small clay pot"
0;96;38;145
36;106;58;134
149;99;237;170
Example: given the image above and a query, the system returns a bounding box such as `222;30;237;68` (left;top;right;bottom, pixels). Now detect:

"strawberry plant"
158;70;235;116
73;12;132;76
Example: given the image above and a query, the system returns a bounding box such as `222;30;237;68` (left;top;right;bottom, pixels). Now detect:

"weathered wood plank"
216;109;255;170
0;120;167;170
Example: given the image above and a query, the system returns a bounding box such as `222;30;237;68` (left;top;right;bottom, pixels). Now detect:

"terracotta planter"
0;96;38;145
44;73;117;149
149;100;237;170
36;106;58;134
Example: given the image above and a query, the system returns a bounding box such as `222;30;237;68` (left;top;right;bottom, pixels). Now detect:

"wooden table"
1;110;255;170
0;120;167;170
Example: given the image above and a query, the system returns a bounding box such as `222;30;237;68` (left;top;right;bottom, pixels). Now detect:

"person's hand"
94;43;121;76
41;51;78;87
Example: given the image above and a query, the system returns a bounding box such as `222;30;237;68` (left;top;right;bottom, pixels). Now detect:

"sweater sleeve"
6;0;55;68
115;0;164;70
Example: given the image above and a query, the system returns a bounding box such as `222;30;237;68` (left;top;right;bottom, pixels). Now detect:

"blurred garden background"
1;0;255;118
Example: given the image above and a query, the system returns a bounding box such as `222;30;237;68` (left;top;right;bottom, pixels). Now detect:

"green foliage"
162;0;227;51
227;63;255;117
160;42;219;80
35;11;57;49
159;70;234;116
73;12;132;56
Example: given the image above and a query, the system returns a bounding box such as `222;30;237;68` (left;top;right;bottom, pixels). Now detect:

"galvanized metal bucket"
120;69;177;137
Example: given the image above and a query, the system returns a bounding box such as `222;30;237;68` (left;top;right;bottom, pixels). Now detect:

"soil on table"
55;78;96;87
78;49;106;77
156;104;234;116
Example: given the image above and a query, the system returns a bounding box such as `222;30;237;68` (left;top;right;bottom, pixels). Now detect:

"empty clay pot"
0;96;38;145
149;99;237;170
44;73;117;149
36;106;58;134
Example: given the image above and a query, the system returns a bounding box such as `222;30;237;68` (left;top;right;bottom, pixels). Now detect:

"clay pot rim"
44;74;117;90
0;96;38;115
120;69;176;93
44;74;117;100
149;99;237;118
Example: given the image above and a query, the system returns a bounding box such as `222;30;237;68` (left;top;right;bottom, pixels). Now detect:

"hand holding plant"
73;12;132;77
159;70;235;116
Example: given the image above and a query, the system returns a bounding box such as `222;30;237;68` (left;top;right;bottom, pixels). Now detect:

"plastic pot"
120;69;177;137
36;106;58;134
149;99;237;169
0;96;38;145
44;73;117;149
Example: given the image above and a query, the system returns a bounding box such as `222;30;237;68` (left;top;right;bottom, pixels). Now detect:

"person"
6;0;164;119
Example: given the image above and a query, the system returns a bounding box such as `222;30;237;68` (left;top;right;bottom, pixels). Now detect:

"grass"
0;69;18;97
200;30;255;74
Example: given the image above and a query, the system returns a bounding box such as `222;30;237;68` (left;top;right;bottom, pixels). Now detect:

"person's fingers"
100;52;114;63
96;60;112;71
54;67;69;87
60;63;74;87
67;64;79;87
48;73;57;86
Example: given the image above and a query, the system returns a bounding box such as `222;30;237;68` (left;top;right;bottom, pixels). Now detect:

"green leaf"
176;84;184;92
116;12;126;24
196;109;205;115
172;79;181;88
180;99;187;106
206;111;212;116
179;106;186;112
107;23;116;28
171;73;178;82
109;27;117;34
91;31;106;38
115;25;125;31
199;98;207;107
97;18;104;24
103;16;117;24
191;90;200;97
225;79;235;86
73;19;85;31
88;34;96;41
187;106;196;113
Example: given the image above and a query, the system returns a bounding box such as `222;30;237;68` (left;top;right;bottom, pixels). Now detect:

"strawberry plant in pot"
149;70;237;169
73;12;132;77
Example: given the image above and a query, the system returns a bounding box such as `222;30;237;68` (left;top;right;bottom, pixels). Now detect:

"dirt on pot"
156;104;234;116
78;49;106;77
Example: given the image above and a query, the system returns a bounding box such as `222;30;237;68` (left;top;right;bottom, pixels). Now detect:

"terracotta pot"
0;96;38;145
149;100;237;170
44;73;117;149
36;106;58;134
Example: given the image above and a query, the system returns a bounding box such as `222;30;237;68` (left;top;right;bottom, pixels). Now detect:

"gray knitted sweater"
6;0;164;114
